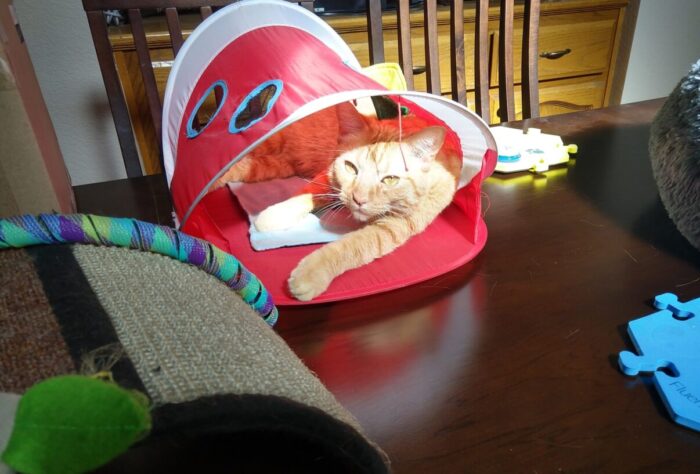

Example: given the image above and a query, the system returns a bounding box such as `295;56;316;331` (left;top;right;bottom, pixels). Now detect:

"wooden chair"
82;0;312;178
366;0;540;124
83;0;537;177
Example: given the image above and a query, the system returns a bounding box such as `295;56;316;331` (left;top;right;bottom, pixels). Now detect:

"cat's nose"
352;193;368;207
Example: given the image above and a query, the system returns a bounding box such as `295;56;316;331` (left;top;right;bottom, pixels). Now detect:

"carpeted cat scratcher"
0;214;388;473
164;0;498;305
649;58;700;251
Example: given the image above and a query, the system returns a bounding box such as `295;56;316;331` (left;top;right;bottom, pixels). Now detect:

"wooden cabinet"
501;8;619;84
107;0;637;174
493;75;607;121
325;0;635;124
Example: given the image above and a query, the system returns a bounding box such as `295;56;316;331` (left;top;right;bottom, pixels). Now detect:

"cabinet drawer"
489;75;605;123
491;9;618;86
339;22;477;94
341;8;617;96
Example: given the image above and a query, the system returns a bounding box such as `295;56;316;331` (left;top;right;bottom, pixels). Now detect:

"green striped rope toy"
0;214;277;325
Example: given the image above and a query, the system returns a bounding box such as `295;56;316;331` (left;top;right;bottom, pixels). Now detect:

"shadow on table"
98;431;357;474
611;324;690;431
276;257;484;332
566;124;700;268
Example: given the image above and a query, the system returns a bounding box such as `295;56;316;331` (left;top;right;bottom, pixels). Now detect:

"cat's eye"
345;161;358;175
382;176;399;186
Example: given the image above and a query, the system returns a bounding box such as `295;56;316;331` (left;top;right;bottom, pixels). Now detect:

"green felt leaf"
1;375;151;474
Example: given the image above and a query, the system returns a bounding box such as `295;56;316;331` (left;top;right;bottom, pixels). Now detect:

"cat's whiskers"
315;199;344;215
312;193;341;201
315;205;340;215
384;203;409;218
301;177;342;193
324;204;348;222
317;199;347;218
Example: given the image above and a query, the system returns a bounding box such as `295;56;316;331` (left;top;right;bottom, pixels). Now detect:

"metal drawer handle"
152;60;174;69
412;66;427;75
539;48;572;60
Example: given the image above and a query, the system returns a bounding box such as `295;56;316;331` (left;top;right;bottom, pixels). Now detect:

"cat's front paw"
288;252;333;301
255;194;313;232
255;204;301;232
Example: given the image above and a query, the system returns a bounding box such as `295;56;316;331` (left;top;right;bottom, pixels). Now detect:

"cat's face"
331;126;446;222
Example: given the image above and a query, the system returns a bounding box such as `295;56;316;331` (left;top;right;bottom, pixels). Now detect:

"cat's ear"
336;101;369;137
404;126;446;162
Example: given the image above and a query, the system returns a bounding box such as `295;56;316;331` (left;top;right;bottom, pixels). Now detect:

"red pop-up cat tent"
163;0;497;305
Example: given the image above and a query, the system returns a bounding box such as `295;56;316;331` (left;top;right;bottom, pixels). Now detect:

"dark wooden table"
75;99;700;473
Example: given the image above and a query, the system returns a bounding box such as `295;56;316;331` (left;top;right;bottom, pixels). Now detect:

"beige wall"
13;0;127;185
621;0;700;103
0;0;74;216
0;75;61;215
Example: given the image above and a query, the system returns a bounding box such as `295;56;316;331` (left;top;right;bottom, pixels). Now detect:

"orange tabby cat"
214;102;462;300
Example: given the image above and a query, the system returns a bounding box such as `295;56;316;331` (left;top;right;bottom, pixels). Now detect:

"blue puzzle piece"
654;292;698;319
618;293;700;432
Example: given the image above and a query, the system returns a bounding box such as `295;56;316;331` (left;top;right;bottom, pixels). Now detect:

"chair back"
366;0;541;123
83;0;538;177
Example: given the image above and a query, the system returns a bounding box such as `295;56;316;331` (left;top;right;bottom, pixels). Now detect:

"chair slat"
85;10;143;177
423;0;441;95
199;4;215;106
128;8;163;153
366;0;385;64
165;7;184;57
522;0;541;119
84;0;544;181
450;0;466;105
396;0;414;90
297;1;314;11
498;0;515;122
200;6;212;19
474;0;490;121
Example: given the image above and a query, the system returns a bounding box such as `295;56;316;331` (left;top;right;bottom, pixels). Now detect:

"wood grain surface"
76;99;700;473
